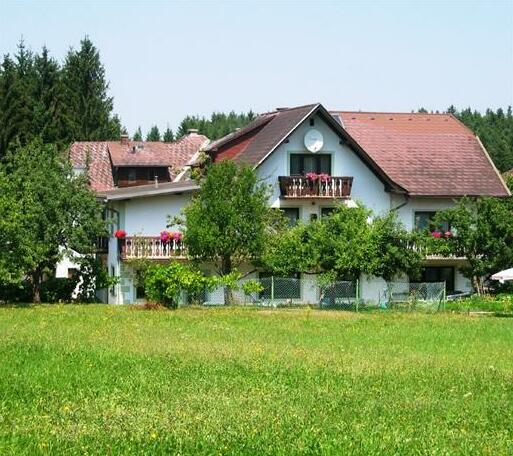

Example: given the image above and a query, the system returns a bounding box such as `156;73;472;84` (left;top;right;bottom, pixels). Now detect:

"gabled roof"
208;103;510;197
336;112;510;197
207;103;405;192
69;133;208;192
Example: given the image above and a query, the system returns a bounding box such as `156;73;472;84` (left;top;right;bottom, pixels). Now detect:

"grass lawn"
0;306;512;455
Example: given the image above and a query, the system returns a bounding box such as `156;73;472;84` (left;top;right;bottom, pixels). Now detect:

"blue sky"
1;0;512;135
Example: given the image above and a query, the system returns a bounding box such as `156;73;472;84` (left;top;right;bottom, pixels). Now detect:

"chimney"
187;128;199;135
120;134;129;145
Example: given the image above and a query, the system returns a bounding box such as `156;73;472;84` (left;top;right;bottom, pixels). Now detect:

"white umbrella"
491;268;513;283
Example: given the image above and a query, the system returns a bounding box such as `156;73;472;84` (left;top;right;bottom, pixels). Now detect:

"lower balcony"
279;176;353;198
120;236;186;260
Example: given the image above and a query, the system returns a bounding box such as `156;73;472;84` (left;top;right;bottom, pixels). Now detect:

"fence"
192;276;359;310
378;282;446;312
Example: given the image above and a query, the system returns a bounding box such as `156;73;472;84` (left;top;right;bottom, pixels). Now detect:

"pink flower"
160;231;170;243
305;172;318;182
431;231;442;238
318;173;330;182
171;231;183;241
114;229;126;239
444;231;453;238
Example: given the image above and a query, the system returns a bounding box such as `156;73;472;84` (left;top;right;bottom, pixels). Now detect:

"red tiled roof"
69;142;114;192
69;134;208;192
208;104;509;197
336;112;509;197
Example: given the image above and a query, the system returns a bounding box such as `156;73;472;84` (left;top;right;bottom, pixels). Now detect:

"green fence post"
355;279;360;312
271;276;275;306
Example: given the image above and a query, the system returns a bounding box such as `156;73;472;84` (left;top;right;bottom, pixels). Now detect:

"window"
320;207;336;218
128;168;137;182
259;273;301;300
420;267;455;294
414;211;450;232
290;154;331;176
281;208;300;227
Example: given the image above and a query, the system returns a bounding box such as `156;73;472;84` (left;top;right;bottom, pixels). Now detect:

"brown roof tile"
336;112;509;196
69;133;208;192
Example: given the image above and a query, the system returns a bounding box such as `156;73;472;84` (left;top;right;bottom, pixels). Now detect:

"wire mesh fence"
378;281;446;312
181;276;447;312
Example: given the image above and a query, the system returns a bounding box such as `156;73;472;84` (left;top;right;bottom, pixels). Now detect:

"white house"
68;103;510;304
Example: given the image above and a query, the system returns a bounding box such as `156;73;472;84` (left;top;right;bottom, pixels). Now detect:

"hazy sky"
1;0;512;135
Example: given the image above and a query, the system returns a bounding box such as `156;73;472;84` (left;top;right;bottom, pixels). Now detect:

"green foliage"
453;106;513;172
262;204;422;281
180;161;271;275
176;110;256;140
433;197;513;292
75;256;118;303
61;37;120;141
144;262;217;308
146;125;161;141
242;279;264;296
0;37;121;159
133;126;142;141
40;277;79;303
162;125;174;142
0;139;107;302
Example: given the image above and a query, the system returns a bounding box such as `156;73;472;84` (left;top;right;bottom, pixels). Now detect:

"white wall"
121;193;192;235
393;195;460;230
257;112;391;217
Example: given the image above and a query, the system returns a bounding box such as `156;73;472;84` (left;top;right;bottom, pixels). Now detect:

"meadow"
0;305;512;455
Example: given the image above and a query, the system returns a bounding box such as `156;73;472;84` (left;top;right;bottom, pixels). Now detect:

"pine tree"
61;37;118;141
133;126;143;141
146;125;161;141
163;125;174;142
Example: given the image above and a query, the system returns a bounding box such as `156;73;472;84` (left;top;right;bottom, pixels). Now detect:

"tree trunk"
31;270;42;304
222;255;233;305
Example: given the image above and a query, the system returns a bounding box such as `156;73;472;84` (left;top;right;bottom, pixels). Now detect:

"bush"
40;277;78;303
0;281;32;303
144;262;217;309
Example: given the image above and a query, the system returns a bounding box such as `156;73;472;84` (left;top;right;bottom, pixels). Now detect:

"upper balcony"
120;236;186;260
279;175;353;199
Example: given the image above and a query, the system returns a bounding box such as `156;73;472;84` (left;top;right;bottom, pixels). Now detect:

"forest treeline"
1;38;512;172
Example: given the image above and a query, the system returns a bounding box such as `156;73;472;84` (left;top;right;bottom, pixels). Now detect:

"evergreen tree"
61;37;118;141
163;125;174;142
133;126;143;141
146;125;161;141
176;111;256;140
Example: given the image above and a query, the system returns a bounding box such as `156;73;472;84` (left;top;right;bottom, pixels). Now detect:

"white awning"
491;268;513;283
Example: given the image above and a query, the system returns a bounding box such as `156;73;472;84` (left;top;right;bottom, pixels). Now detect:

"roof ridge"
332;110;452;116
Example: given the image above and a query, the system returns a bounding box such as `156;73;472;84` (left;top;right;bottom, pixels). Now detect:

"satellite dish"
304;129;323;153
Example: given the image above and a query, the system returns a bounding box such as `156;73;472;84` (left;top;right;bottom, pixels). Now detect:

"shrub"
40;277;78;303
144;262;217;309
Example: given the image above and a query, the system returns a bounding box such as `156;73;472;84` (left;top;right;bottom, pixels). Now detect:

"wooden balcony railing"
279;176;353;198
120;236;186;260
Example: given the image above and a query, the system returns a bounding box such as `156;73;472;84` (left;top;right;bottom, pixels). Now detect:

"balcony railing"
408;241;466;261
120;236;186;260
279;176;353;198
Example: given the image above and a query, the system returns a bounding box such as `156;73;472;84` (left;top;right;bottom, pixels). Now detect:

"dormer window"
128;168;136;183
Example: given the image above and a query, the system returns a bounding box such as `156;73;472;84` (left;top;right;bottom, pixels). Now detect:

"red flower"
305;172;318;182
114;229;126;239
318;173;330;182
431;231;442;238
160;231;170;243
171;231;183;241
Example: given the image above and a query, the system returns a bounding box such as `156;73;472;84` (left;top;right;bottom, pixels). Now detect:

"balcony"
120;236;186;260
279;176;353;199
